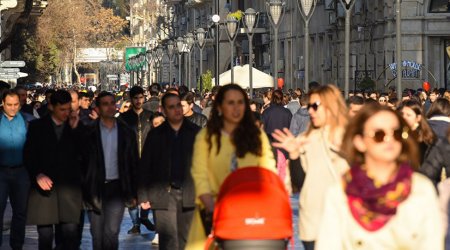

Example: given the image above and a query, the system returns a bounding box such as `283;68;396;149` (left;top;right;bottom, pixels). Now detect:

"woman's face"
378;96;387;105
355;111;403;164
308;93;327;128
218;89;246;126
400;106;420;130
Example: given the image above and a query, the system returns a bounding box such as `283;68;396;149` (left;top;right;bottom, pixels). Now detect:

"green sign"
125;47;146;72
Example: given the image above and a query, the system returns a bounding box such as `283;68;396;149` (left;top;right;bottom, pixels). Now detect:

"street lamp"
167;40;175;86
212;14;221;86
225;14;240;84
176;37;185;86
146;50;153;86
297;0;317;93
186;32;195;90
244;8;259;98
338;0;356;98
156;45;164;83
395;0;402;100
266;0;286;88
196;28;207;92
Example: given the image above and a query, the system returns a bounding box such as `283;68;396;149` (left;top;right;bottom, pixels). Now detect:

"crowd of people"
0;79;449;250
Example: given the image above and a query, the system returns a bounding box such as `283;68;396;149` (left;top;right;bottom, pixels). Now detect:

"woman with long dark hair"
188;84;276;249
316;104;442;249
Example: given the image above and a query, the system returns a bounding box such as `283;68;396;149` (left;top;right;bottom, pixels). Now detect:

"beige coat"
316;173;444;250
298;128;349;241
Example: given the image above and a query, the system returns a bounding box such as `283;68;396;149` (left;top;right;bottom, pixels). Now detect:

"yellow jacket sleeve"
259;131;277;173
191;128;212;197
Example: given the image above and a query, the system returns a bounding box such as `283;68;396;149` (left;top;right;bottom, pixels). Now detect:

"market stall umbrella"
213;64;274;88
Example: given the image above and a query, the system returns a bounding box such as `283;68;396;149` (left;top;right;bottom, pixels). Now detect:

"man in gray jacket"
289;94;310;136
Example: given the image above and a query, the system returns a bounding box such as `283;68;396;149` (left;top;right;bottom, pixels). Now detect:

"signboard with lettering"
388;60;422;79
0;61;26;68
0;68;20;73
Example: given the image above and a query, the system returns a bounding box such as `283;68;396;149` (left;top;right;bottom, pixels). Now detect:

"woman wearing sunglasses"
272;84;349;250
316;104;442;250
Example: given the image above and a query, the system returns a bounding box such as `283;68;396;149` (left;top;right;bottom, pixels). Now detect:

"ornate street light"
297;0;317;93
167;40;175;85
146;50;153;86
211;14;221;86
244;8;259;98
225;14;240;84
186;32;195;90
196;28;207;92
156;45;164;83
176;37;185;85
266;0;286;88
338;0;356;98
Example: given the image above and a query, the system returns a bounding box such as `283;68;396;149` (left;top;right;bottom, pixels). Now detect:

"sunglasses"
378;99;386;102
307;101;321;111
364;127;409;143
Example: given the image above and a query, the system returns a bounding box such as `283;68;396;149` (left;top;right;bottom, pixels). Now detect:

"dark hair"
180;92;195;105
178;85;189;96
50;90;72;106
340;104;419;169
2;89;18;101
210;85;221;97
271;90;284;105
79;92;89;99
206;84;262;158
397;100;436;145
308;81;320;91
347;96;365;106
161;93;180;108
149;83;161;96
166;88;179;95
249;100;262;112
430;88;440;95
95;91;115;107
14;85;27;92
299;94;309;106
45;89;56;96
426;98;450;118
129;86;144;99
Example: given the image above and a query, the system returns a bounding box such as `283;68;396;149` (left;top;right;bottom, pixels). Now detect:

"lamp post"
156;45;164;83
196;28;207;92
146;50;153;86
186;32;195;90
266;0;286;88
339;0;356;98
225;14;240;84
297;0;317;93
176;37;184;85
244;8;259;98
212;14;221;86
395;0;402;100
167;40;175;85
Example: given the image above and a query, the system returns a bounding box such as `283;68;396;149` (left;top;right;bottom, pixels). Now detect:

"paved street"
2;195;304;250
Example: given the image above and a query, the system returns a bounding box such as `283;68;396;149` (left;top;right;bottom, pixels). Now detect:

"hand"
89;110;98;120
69;110;79;129
199;194;215;213
272;128;309;160
141;201;151;210
36;173;53;191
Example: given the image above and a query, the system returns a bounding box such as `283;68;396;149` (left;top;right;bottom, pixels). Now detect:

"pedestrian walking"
316;104;443;250
119;86;155;234
24;90;84;250
188;84;276;249
0;90;33;250
138;92;200;250
81;91;139;250
272;84;349;250
181;92;207;128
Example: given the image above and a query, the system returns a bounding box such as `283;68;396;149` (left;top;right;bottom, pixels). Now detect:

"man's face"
163;96;184;124
16;89;27;106
181;100;192;116
430;92;438;102
96;96;116;119
50;102;71;123
349;103;363;118
70;92;80;112
80;97;91;109
131;94;145;110
2;95;20;118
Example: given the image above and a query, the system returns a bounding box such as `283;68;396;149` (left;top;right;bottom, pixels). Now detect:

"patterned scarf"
344;164;413;231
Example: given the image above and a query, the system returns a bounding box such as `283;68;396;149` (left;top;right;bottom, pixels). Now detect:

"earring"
218;111;222;116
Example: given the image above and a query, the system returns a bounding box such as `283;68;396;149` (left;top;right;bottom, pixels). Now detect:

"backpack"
205;167;293;250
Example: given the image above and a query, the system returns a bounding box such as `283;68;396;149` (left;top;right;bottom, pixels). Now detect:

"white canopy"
212;64;274;88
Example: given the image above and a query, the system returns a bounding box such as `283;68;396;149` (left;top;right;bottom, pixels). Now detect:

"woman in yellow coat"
187;84;276;249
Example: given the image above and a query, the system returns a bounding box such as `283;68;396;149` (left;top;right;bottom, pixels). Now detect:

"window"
429;0;450;13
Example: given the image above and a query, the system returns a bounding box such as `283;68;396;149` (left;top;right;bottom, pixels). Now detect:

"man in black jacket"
81;91;138;250
24;90;84;250
118;86;155;234
181;92;207;128
139;93;200;250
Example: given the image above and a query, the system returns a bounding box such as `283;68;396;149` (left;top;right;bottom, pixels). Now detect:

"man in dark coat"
138;93;200;250
24;90;84;250
181;92;207;128
118;86;154;234
81;91;138;250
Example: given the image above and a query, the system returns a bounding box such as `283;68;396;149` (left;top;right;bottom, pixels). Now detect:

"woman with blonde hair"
316;104;442;250
272;84;349;250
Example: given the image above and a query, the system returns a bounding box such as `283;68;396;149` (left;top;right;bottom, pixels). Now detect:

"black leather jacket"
119;109;153;156
186;112;208;128
420;138;450;187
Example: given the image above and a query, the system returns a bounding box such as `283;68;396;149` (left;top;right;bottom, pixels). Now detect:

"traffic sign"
0;61;26;68
0;74;20;79
0;68;19;73
17;72;28;77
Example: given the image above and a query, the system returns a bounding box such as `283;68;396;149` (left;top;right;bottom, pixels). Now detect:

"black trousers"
37;223;78;250
302;240;315;250
153;188;194;250
88;180;125;250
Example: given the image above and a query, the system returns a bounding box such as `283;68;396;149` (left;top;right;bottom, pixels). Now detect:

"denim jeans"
0;166;30;249
88;180;125;250
128;206;150;226
37;223;78;250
